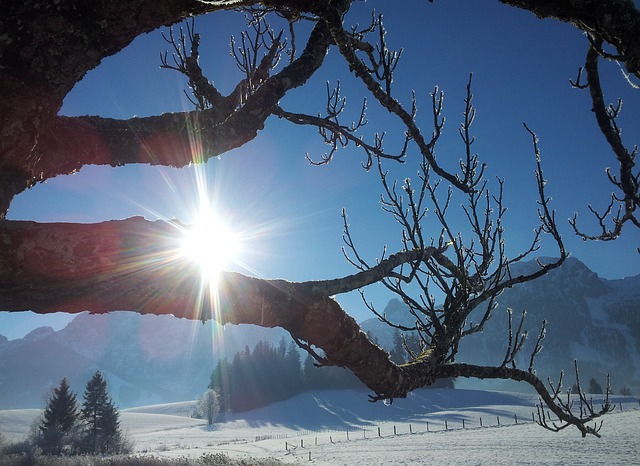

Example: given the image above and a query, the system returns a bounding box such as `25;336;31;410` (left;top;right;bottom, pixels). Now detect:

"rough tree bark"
0;0;331;215
1;0;226;214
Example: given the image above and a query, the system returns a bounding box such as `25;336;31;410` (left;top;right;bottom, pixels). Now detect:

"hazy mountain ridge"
361;257;640;393
0;312;288;409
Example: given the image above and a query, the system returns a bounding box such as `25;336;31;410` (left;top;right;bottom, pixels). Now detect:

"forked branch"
569;40;640;243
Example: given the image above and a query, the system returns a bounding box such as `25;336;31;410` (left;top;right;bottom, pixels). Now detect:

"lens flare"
180;210;239;283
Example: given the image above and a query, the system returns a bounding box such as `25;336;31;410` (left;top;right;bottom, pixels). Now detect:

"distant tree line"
209;335;454;413
209;337;364;412
23;371;130;456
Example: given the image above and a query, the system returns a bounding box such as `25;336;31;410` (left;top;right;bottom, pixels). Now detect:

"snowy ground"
2;389;638;465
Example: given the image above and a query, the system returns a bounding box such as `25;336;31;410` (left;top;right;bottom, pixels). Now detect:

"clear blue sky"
2;0;639;340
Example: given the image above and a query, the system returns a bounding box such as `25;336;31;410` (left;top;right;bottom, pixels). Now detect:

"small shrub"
0;449;282;466
0;454;38;466
0;438;38;457
199;454;283;466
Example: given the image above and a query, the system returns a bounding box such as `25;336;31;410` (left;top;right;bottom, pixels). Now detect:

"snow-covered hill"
1;389;638;465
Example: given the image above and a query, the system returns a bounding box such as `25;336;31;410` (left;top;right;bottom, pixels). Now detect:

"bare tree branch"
317;4;481;192
433;363;612;437
569;40;640;241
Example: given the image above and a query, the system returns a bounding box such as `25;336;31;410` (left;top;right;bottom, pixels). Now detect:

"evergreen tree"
589;377;604;394
302;351;362;390
284;340;303;396
276;337;287;361
389;330;406;364
303;354;320;389
79;371;122;454
38;377;79;455
209;359;231;412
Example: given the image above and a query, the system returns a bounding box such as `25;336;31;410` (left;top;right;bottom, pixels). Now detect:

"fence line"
261;400;640;455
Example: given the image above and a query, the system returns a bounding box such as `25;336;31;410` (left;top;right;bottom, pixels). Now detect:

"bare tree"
1;0;637;437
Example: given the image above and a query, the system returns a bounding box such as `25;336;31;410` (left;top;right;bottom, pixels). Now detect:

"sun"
180;210;239;282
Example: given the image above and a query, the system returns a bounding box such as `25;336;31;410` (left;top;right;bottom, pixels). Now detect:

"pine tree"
79;371;122;454
588;377;604;394
389;330;405;364
303;354;319;389
284;340;303;396
209;359;231;412
39;377;79;455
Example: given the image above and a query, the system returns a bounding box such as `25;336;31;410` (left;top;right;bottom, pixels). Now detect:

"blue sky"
2;0;639;339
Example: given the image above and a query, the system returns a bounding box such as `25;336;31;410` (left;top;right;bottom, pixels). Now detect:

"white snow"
1;389;638;465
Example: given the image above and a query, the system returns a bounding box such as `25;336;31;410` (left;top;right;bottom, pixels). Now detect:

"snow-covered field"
2;389;638;465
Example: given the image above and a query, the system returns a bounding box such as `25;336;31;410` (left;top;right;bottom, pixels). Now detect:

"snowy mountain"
361;257;640;394
0;312;288;409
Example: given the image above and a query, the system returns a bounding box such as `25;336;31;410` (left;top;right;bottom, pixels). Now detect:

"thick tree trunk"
1;0;219;214
0;0;247;216
0;0;333;217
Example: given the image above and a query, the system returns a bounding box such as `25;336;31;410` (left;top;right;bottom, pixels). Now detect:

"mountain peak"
23;326;56;341
508;257;606;298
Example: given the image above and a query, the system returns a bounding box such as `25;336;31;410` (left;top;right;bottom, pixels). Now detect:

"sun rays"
179;208;239;284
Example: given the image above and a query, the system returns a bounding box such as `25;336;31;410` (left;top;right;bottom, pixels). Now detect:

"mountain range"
0;313;289;409
360;257;640;394
1;257;639;409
